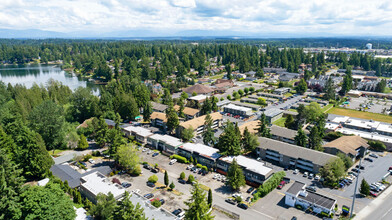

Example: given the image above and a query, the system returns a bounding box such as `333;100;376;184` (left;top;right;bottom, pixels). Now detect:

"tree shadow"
214;185;234;196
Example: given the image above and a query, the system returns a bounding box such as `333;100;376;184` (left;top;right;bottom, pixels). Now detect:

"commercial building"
326;114;392;149
176;112;222;136
323;136;369;160
263;108;283;123
122;126;153;144
270;125;298;144
79;172;125;204
174;105;200;120
216;155;274;187
285;181;336;215
188;94;209;103
128;193;177;220
257;137;338;173
147;134;183;155
177;143;221;168
50;163;112;189
223;103;253;117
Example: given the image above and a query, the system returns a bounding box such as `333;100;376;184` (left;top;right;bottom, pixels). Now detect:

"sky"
1;0;392;37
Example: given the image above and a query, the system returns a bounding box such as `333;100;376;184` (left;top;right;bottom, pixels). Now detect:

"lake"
0;64;100;94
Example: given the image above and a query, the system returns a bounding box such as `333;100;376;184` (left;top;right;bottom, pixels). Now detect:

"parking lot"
346;97;391;114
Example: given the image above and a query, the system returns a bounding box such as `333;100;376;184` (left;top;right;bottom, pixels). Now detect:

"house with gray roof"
270;125;298;144
257;137;338;173
151;102;168;113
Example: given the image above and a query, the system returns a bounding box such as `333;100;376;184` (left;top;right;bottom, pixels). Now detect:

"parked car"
169;159;177;165
247;187;255;193
159;199;165;205
151;168;159;173
246;197;251;203
370;153;378;158
364;157;373;162
187;165;194;170
147;182;155;187
277;181;286;189
144;193;154;199
305;186;316;192
252;190;258;195
143;164;152;170
352;168;360;173
179;179;187;184
225;198;236;205
308;173;314;179
293;169;299;174
142;148;148;152
172;209;183;216
121;182;132;188
356;165;365;170
237;203;248;210
370;191;378;197
152;152;159;157
314;175;320;181
303;172;308;178
88;158;95;164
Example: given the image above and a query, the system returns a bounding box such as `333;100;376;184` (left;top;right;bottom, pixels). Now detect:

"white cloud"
0;0;391;36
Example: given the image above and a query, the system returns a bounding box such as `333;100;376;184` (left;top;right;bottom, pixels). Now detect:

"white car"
142;148;147;152
187;165;194;170
308;173;314;179
169;159;177;165
303;172;308;178
293;169;299;174
256;157;262;161
88;158;95;164
314;175;320;181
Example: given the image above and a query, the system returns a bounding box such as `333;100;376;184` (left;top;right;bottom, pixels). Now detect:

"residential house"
174;105;200;120
150;112;167;131
151;102;168;113
183;84;214;96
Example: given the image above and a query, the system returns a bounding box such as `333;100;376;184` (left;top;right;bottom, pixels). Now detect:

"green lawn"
322;104;334;113
327;107;392;123
209;74;225;80
272;117;287;127
284;92;293;97
48;149;67;156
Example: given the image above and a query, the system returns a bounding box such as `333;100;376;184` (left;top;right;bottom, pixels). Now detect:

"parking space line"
276;191;285;196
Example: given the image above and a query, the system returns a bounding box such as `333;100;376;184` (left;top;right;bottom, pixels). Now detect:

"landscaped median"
251;171;286;203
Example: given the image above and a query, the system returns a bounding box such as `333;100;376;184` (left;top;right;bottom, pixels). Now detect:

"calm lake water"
0;64;99;94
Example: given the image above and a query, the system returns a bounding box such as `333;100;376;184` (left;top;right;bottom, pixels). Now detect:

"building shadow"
276;196;290;209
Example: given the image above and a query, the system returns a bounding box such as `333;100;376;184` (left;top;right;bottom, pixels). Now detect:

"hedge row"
170;154;188;163
253;171;286;201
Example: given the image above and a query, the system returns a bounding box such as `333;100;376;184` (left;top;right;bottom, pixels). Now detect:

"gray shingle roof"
258;137;338;166
151;102;168;112
286;181;305;195
270;125;297;140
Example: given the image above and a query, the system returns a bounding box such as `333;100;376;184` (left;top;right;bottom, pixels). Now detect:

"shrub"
254;171;286;201
196;164;203;168
170;154;188;163
92;151;101;157
83;154;92;162
202;166;208;172
154;163;159;168
187;174;195;183
295;204;303;210
235;196;242;203
151;199;162;208
130;166;142;176
319;211;329;218
109;172;114;177
368;140;386;151
142;161;148;165
180;172;186;180
148;175;158;183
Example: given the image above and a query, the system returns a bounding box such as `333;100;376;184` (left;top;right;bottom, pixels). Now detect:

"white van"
169;159;177;165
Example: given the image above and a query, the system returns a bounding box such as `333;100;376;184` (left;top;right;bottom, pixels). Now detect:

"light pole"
350;157;362;218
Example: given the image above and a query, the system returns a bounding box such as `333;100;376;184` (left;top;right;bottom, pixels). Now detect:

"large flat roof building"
178;143;221;168
217;155;274;187
122;126;153;144
79;172;125;203
147;134;183;155
223;103;253;117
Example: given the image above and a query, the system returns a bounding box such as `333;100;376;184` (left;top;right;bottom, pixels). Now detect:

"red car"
370;191;378;197
277;181;286;189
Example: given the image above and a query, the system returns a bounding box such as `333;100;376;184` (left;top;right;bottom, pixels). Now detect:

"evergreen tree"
169;182;175;191
216;121;241;156
308;126;323;151
295;78;308;95
208;189;213;208
294;128;307;148
142;102;152;122
164;170;169;187
77;134;89;150
257;113;271;138
202;113;216;146
182;126;195;142
166;104;179;134
360;179;370;196
184;183;214;220
89;192;118;220
114;191;148;220
284;114;294;129
227;159;246;191
241;127;259;152
340;66;353;95
324;76;335;100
